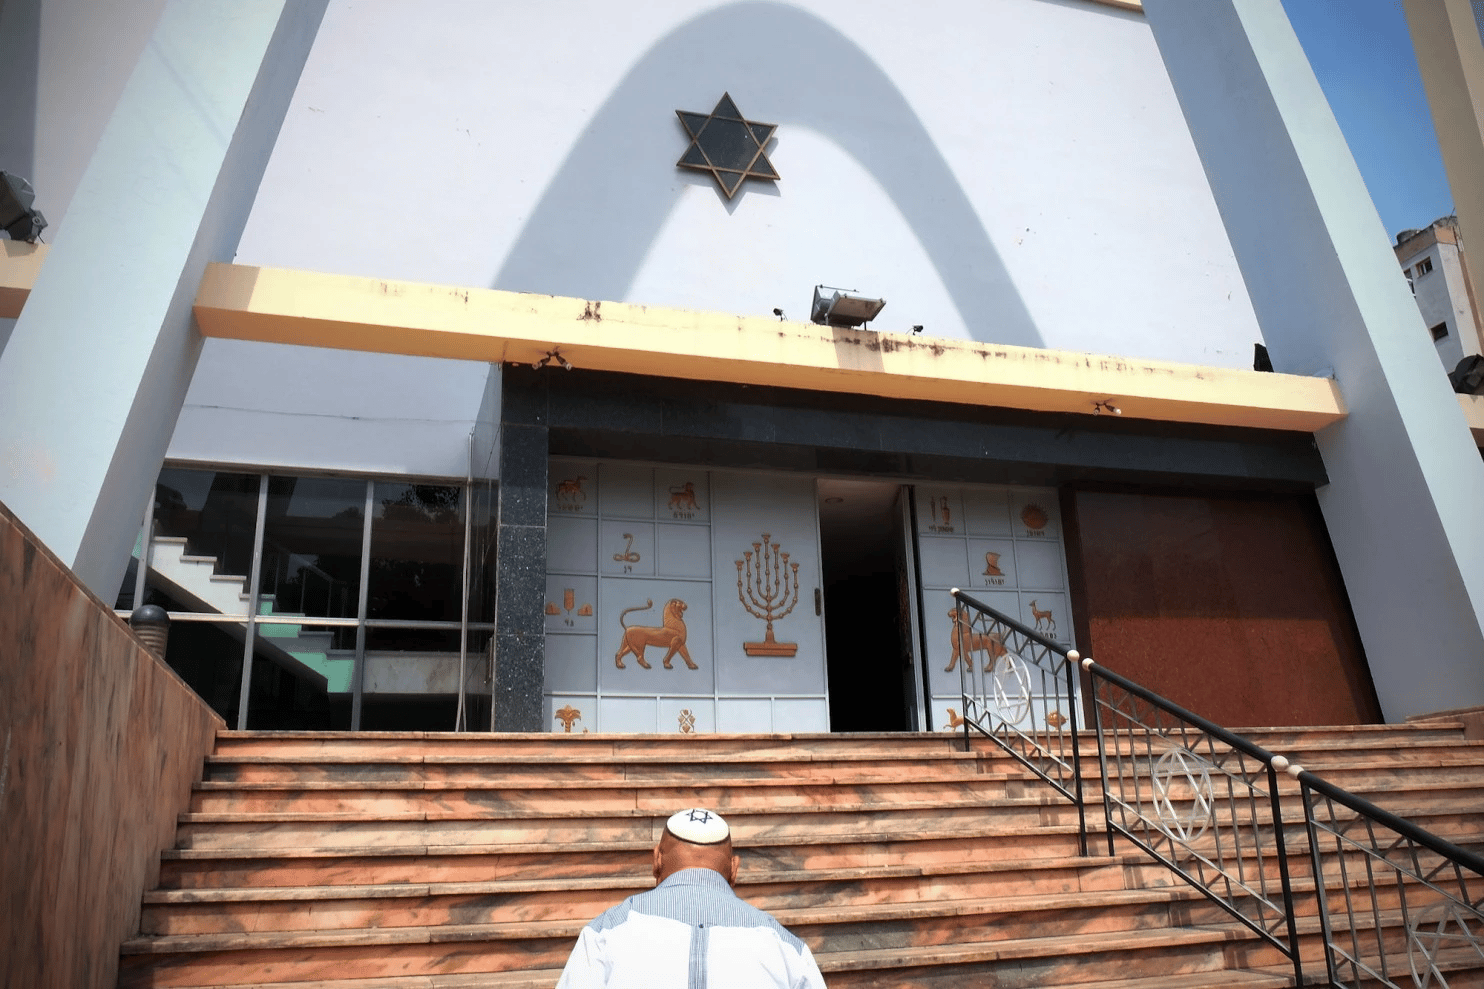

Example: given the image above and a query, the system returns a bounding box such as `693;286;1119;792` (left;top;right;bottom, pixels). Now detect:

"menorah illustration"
736;533;800;656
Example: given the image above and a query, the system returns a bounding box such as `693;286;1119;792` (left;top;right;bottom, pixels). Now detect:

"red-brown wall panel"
1066;490;1379;728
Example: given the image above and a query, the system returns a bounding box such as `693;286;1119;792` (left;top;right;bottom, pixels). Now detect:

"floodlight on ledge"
0;171;47;243
810;285;886;328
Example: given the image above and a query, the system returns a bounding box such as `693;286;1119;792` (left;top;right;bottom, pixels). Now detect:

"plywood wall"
0;502;223;988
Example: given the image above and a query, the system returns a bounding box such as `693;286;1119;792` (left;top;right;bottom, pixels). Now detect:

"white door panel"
545;459;827;733
913;483;1076;733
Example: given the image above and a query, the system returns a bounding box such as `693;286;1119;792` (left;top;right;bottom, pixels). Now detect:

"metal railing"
950;588;1484;989
951;589;1089;853
1298;770;1484;988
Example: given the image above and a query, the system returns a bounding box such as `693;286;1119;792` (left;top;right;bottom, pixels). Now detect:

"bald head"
653;829;739;885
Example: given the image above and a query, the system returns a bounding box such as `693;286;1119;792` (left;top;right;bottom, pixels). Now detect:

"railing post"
952;589;970;753
1299;776;1340;987
1266;758;1304;987
1085;662;1117;857
1066;649;1088;857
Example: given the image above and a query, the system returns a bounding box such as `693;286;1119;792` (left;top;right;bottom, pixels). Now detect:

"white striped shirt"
555;868;827;989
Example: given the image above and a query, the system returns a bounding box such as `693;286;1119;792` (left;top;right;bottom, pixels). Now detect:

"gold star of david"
675;92;779;199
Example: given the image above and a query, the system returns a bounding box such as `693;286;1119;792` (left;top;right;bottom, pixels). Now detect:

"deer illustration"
1029;600;1056;635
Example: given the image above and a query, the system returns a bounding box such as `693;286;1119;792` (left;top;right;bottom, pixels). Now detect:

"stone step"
1105;792;1483;838
197;745;1484;798
200;751;1013;784
207;722;1472;762
1234;723;1469;748
139;854;1176;934
115;918;1264;988
185;777;1068;817
157;826;1092;888
177;795;1089;835
209;730;987;759
188;767;1484;807
166;816;1090;861
142;970;1303;989
139;879;1210;939
173;788;1481;859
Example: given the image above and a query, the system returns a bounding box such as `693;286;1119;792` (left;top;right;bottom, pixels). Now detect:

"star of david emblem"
687;809;713;823
990;652;1034;727
675;93;779;199
1150;747;1215;843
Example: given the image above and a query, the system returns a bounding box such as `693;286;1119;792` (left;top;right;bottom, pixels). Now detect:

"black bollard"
130;604;171;661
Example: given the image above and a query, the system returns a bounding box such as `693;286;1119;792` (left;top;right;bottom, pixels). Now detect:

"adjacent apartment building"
1395;215;1484;373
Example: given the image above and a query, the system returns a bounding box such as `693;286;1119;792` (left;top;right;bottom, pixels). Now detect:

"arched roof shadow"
492;1;1042;347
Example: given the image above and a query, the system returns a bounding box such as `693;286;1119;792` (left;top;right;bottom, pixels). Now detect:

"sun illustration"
1020;504;1049;530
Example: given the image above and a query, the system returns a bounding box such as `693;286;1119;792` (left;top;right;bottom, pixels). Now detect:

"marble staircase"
117;724;1484;988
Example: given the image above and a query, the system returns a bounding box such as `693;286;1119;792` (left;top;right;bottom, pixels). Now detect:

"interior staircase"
117;722;1484;989
140;536;353;692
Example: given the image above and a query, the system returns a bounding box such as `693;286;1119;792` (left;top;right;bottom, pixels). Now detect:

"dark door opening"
819;479;919;731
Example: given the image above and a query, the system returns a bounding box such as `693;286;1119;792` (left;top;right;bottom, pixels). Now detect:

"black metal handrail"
950;588;1484;989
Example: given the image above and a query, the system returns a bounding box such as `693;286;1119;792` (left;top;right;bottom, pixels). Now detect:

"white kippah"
665;808;730;845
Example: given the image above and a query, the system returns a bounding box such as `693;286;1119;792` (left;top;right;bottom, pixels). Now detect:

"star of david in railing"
675;93;780;199
990;651;1034;726
1150;746;1216;842
1408;901;1484;988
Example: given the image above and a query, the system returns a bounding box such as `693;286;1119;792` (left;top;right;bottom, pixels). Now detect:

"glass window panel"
115;546;141;611
247;621;353;730
467;478;497;625
368;482;465;622
360;628;491;732
150;468;260;614
159;619;246;725
260;475;366;620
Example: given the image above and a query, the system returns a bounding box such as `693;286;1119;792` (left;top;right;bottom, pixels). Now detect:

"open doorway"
818;479;923;731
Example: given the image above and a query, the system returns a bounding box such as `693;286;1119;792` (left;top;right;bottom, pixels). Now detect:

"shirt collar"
658;867;733;891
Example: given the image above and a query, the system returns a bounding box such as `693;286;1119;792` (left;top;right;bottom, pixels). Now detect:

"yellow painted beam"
193;262;1345;433
0;241;47;319
1461;393;1484;446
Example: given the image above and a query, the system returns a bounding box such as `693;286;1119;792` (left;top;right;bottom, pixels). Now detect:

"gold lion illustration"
668;481;699;511
555;475;588;503
946;609;1008;673
615;599;696;670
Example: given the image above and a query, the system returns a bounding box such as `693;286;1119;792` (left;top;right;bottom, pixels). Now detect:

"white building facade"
3;0;1483;735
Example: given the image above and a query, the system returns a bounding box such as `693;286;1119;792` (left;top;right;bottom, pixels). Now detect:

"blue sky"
1282;0;1455;238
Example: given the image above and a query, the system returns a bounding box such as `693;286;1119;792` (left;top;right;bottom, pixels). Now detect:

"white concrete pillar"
1143;0;1484;721
1404;0;1484;355
0;0;326;599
